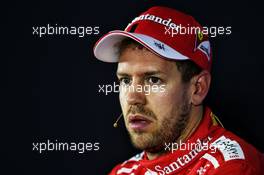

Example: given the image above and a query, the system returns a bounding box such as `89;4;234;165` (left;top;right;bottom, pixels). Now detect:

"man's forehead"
117;47;176;75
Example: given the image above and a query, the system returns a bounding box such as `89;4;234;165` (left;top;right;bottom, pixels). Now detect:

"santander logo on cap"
93;6;212;71
125;13;180;32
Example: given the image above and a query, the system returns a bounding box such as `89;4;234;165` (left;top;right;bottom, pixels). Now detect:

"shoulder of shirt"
108;152;144;175
120;151;144;165
203;130;263;174
211;159;260;175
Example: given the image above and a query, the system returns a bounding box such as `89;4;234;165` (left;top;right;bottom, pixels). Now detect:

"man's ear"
190;70;211;106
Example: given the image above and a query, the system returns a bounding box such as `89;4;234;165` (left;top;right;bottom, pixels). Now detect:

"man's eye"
119;77;131;85
147;77;162;85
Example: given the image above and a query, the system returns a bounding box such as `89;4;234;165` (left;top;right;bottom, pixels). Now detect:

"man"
93;6;263;175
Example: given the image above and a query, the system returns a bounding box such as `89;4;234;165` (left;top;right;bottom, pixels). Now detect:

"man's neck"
146;106;204;160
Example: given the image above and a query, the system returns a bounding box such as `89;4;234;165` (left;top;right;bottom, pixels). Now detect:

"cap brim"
93;30;190;62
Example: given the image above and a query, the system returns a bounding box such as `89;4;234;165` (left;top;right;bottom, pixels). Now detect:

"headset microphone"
113;113;123;128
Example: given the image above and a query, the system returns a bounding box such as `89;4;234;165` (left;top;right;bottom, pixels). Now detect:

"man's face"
117;46;192;152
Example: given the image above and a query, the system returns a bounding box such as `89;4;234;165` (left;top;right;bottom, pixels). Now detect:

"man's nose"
126;81;146;106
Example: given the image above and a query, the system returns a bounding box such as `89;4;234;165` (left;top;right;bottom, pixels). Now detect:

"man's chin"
129;132;163;152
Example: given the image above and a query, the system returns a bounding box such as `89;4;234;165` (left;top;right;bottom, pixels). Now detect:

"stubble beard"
127;90;192;153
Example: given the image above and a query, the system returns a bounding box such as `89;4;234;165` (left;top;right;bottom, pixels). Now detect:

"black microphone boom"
113;113;123;128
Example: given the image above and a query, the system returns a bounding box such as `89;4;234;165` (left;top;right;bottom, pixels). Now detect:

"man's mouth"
128;114;153;131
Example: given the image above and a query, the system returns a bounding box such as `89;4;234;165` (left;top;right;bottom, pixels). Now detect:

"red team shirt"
109;107;263;175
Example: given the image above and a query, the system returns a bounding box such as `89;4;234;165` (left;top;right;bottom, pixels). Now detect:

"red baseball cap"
93;6;212;71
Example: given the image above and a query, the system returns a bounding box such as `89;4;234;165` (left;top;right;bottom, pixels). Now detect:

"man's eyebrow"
143;71;164;76
116;71;165;77
116;72;130;77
